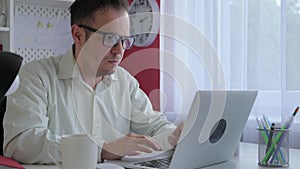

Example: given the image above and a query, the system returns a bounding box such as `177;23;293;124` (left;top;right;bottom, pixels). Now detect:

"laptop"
106;90;258;169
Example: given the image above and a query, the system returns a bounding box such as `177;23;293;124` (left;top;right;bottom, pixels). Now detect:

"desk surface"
22;142;300;169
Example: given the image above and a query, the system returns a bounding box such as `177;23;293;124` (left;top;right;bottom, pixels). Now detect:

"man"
3;0;182;164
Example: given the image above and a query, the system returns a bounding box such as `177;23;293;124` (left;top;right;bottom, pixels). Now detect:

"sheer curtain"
160;0;300;148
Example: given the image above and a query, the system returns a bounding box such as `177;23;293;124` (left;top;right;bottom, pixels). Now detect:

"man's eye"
106;34;119;43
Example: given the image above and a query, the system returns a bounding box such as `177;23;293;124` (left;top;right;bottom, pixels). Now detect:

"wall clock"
129;0;159;47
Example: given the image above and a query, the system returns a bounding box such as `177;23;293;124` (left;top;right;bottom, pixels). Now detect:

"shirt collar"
58;48;80;79
58;48;119;85
101;72;118;86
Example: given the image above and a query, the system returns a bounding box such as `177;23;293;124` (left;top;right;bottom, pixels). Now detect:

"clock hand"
140;16;149;23
139;16;150;33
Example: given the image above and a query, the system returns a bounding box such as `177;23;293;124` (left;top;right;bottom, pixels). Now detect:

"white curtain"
160;0;300;148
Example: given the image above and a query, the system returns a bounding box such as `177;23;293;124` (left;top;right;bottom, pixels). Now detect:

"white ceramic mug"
50;134;98;169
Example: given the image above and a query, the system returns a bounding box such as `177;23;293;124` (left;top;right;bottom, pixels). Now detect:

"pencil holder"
257;128;290;167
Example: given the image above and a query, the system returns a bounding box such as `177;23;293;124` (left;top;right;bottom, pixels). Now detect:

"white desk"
22;142;300;169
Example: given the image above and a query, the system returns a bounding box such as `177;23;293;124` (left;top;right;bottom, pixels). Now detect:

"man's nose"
111;41;124;54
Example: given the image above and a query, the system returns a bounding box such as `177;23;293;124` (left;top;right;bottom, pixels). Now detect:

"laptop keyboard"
134;157;172;169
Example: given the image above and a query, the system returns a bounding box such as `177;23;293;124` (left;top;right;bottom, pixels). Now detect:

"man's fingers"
135;144;153;153
168;134;178;147
168;123;184;147
127;133;145;138
172;122;184;137
127;151;142;156
131;135;162;151
102;134;163;160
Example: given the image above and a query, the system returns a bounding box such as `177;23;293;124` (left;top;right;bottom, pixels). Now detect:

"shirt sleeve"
128;76;177;150
3;64;62;164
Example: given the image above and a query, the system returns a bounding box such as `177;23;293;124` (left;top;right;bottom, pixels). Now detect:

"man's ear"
71;24;85;46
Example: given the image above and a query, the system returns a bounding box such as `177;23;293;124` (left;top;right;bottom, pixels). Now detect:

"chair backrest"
0;96;6;155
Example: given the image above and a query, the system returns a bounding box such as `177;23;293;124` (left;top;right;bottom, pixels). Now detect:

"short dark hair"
69;0;129;26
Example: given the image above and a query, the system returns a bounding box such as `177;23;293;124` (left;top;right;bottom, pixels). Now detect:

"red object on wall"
121;0;160;111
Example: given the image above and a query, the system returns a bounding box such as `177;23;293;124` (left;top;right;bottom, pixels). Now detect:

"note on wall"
14;15;56;49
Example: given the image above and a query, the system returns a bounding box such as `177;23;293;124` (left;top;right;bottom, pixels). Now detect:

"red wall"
121;0;160;111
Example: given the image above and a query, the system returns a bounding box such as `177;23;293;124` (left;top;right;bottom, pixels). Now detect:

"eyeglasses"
79;24;135;49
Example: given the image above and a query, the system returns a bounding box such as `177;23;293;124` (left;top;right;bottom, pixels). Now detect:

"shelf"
0;27;10;32
15;0;74;8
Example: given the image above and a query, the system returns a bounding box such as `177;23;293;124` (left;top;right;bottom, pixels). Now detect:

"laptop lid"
169;90;258;169
106;90;258;169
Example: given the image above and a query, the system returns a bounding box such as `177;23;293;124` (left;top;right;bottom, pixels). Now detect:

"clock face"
129;0;159;47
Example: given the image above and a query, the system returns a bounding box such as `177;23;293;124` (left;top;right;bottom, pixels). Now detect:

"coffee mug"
50;134;98;169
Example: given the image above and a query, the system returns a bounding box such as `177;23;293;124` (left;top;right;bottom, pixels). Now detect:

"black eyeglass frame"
78;24;135;49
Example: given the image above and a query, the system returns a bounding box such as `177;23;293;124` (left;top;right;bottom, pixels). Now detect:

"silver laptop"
106;90;258;169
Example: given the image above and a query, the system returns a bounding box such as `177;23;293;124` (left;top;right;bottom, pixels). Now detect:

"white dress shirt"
3;48;176;164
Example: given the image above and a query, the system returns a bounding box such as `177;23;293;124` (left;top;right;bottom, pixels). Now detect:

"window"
161;0;300;148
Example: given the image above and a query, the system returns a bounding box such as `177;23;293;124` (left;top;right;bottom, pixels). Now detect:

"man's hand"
168;122;184;147
101;133;162;160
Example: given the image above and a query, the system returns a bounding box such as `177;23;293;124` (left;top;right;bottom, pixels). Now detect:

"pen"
263;115;271;129
266;123;275;154
284;106;299;129
256;117;269;144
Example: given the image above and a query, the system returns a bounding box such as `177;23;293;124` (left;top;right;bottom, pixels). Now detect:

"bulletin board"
13;4;72;64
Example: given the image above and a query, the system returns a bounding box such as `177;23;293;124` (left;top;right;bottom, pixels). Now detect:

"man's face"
77;8;130;77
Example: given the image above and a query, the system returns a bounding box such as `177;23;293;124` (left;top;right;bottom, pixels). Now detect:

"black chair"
0;96;6;155
0;51;23;156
